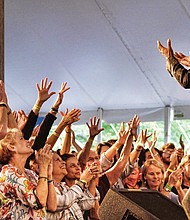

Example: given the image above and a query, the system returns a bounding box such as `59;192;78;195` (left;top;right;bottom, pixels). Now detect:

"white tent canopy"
4;0;190;125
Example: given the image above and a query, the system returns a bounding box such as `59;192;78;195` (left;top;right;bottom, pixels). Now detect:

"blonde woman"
141;159;183;205
0;128;56;219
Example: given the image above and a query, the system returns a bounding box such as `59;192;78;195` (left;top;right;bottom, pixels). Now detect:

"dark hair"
138;148;161;167
107;139;117;145
96;142;112;155
71;150;76;154
60;153;75;162
161;143;175;152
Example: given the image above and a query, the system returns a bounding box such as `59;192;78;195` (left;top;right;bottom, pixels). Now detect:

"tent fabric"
4;0;190;124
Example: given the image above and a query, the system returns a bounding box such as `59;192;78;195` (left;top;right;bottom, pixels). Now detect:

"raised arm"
103;121;129;163
130;129;151;163
78;116;104;171
105;116;136;186
10;110;29;131
22;77;56;140
46;108;81;150
71;128;82;152
7;109;18;129
34;77;56;114
0;80;8;139
82;162;101;219
174;52;190;67
61;125;72;154
147;131;162;163
164;168;185;203
35;144;54;208
164;150;180;183
46;151;57;212
179;134;185;154
130;115;140;141
48;82;70;115
157;39;190;88
0;80;19;130
32;82;70;151
32;78;66;150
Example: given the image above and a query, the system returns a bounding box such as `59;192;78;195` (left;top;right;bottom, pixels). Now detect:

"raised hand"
60;108;81;125
170;151;179;168
31;125;41;138
80;166;94;183
147;130;157;151
175;171;183;190
36;77;56;105
179;134;185;151
136;129;152;150
176;148;184;162
35;144;53;167
71;128;76;141
157;39;174;59
174;52;190;67
12;111;18;123
128;115;140;138
119;122;125;135
89;162;101;180
167;168;183;188
17;110;28;131
117;129;130;145
52;82;70;110
86;116;104;138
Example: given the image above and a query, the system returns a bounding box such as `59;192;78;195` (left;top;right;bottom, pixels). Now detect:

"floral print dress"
0;164;46;220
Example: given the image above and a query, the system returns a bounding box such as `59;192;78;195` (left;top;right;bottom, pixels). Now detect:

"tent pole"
0;0;4;82
164;106;173;143
97;107;103;143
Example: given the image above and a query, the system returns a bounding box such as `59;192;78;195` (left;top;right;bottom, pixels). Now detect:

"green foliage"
52;119;190;154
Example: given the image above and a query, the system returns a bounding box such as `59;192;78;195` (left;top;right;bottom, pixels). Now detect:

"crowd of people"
0;39;190;219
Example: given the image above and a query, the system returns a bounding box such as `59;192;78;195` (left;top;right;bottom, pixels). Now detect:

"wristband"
80;179;87;184
167;168;174;173
113;145;119;151
51;107;58;114
135;145;143;151
48;179;54;184
33;104;40;111
88;137;94;142
0;102;7;108
38;176;48;181
53;131;60;138
164;183;173;192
